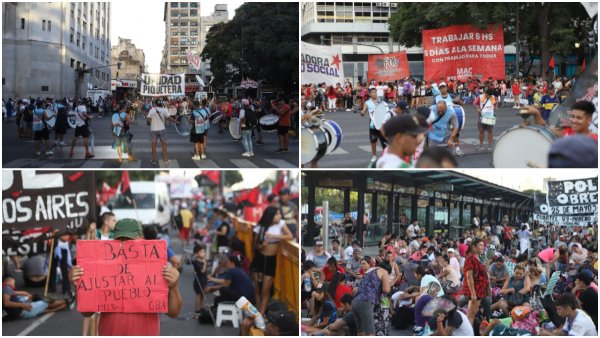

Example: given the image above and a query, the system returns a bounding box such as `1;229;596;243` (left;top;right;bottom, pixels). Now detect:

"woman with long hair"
462;237;489;325
250;206;292;314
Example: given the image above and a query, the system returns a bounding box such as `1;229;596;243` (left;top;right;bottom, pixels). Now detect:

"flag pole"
44;237;55;298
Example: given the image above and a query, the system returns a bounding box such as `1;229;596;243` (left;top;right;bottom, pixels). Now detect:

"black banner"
2;171;96;231
543;177;598;225
2;227;54;256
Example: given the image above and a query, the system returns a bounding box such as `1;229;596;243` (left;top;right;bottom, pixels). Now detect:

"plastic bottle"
304;277;311;292
235;296;266;330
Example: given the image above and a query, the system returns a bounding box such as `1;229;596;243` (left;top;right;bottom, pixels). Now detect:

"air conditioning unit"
390;3;398;8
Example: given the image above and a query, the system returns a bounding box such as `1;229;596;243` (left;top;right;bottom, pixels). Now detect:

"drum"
370;102;388;130
493;125;557;168
228;118;242;140
67;112;77;129
209;111;223;124
320;120;343;154
259;114;279;132
301;126;327;164
430;105;466;130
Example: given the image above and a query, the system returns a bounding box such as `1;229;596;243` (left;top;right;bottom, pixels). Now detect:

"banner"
240;78;258;89
540;177;598;225
76;240;168;313
422;24;505;81
140;73;185;97
301;42;344;85
2;171;96;231
186;50;201;71
2;227;53;256
368;52;411;82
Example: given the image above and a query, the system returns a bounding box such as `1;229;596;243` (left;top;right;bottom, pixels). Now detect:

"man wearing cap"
426;101;460;152
376;114;428;168
242;308;299;336
548;134;598;168
273;188;299;240
344;240;361;260
573;270;598;330
345;248;362;279
239;98;256;157
70;218;182;335
306;241;331;268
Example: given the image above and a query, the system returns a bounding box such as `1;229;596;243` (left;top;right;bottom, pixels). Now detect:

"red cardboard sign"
422;24;505;81
368;52;411;82
76;240;168;313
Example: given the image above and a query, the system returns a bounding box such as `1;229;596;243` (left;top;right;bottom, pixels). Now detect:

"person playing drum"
360;87;388;164
522;100;598;142
189;99;210;160
426;101;459;151
301;102;322;168
473;88;498;151
435;82;465;156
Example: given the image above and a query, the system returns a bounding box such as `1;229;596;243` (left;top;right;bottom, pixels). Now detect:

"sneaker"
60;141;66;146
242;152;251;157
201;154;206;159
257;141;264;145
150;161;159;166
84;153;95;159
249;152;254;156
45;150;54;155
35;151;41;156
475;145;484;151
454;149;464;156
370;155;377;162
192;155;200;160
346;109;351;112
282;148;288;152
275;148;284;153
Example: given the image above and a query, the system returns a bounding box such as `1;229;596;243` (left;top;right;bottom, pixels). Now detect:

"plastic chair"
215;301;241;328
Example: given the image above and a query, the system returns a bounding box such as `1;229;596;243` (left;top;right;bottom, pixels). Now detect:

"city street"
2;234;238;336
2;114;298;169
309;103;527;168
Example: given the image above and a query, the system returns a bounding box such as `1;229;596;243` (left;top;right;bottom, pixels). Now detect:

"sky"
457;169;598;192
111;1;244;73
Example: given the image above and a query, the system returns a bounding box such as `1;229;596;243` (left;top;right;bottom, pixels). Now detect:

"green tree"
522;189;543;196
95;171;158;189
388;2;593;78
224;171;243;187
201;3;298;94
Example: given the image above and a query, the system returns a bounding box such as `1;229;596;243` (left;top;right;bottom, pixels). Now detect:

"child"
192;244;208;318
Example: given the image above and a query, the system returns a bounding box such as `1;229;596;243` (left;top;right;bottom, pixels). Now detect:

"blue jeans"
22;301;48;319
242;129;253;153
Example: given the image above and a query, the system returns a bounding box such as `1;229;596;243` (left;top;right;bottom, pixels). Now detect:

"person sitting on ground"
2;274;67;320
428;307;475;336
242;305;299;336
491;262;531;315
309;293;356;336
539;292;598;336
322;257;345;282
573;270;598;330
306;282;337;330
306;240;332;268
488;255;510;288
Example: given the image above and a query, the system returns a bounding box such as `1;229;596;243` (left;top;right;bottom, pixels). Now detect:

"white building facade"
2;2;112;99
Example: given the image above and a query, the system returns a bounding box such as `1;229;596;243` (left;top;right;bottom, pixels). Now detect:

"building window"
21;18;25;29
42;20;46;31
70;28;74;43
171;2;178;8
180;2;188;8
89;42;92;53
171;31;178;36
77;32;80;46
48;21;51;32
95;47;99;58
71;58;75;68
190;2;198;8
190;30;198;36
101;51;104;62
190;21;198;27
41;86;49;92
82;36;86;50
76;61;81;69
190;9;197;16
71;3;75;18
96;69;100;78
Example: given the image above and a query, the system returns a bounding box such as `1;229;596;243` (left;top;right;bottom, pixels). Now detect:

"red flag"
119;171;133;204
272;176;285;196
581;58;586;72
549;56;555;69
202;170;221;185
237;186;260;206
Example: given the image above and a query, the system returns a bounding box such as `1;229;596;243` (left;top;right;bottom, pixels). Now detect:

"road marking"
263;159;297;168
160;160;180;168
120;160;141;168
17;312;54;336
192;159;221;168
329;147;349;155
230;159;259;168
3;158;31;168
82;160;103;168
358;145;382;153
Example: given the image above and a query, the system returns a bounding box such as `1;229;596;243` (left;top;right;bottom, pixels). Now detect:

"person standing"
239;99;257;157
32;101;53;156
53;99;69;147
274;98;291;153
69;99;94;159
351;261;390;336
462;237;489;325
111;102;134;164
147;99;179;166
511;79;522;108
189;99;209;160
539;86;562;122
361;88;387;163
473;88;497;151
273;188;299;239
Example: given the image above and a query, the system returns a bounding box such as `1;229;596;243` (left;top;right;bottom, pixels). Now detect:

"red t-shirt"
98;313;160;336
462;254;489;299
334;284;352;308
562;128;599;142
512;83;521;95
277;104;291;127
323;265;346;282
458;243;468;257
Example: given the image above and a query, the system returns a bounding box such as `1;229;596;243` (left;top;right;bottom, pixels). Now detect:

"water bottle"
422;323;432;336
304;277;311;292
236;296;266;330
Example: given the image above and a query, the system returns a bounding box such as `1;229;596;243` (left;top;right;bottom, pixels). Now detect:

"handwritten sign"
76;240;168;313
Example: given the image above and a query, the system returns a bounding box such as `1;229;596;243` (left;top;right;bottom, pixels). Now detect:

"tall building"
160;2;227;93
110;38;145;93
2;2;112;99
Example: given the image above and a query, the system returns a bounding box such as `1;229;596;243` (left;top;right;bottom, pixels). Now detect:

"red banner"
368;52;411;82
76;240;168;313
244;206;267;224
422;24;505;82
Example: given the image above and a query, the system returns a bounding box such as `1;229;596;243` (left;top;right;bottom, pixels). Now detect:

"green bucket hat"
113;218;143;240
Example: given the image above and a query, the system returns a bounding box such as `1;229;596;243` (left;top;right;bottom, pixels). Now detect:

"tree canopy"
201;3;298;93
389;2;594;77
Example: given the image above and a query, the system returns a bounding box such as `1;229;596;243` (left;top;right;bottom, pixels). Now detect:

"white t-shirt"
562;309;598;336
452;310;475;336
449;256;461;278
376;85;386;97
344;245;354;259
406;224;418;238
75;105;87;127
147;107;171;131
553;80;563;90
376;151;413;168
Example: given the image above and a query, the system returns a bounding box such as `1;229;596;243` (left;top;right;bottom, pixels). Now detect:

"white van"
110;181;171;228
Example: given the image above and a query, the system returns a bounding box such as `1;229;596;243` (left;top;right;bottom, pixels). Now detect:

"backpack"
243;107;257;128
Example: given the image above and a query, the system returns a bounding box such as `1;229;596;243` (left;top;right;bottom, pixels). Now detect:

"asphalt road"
304;103;530;168
2;112;298;169
2;234;238;336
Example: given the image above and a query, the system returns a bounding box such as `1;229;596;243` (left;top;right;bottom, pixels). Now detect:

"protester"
111;102;135;163
189;99;210;160
539;292;598;336
147;98;180;165
69;99;94;159
2;275;67;320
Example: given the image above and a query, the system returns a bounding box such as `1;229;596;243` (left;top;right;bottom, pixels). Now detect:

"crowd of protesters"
301;215;597;336
3;188;299;336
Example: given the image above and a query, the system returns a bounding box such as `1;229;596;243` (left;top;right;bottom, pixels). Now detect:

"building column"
371;192;378;223
387;192;394;234
343;189;350;215
459;201;464;229
357;178;365;247
306;174;317;246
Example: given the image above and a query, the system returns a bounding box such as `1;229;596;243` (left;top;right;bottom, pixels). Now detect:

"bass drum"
320;120;343;154
209;111;223;124
259;114;279;132
429;104;466;130
228;118;242;140
301;126;327;165
493;125;557;168
371;102;388;130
